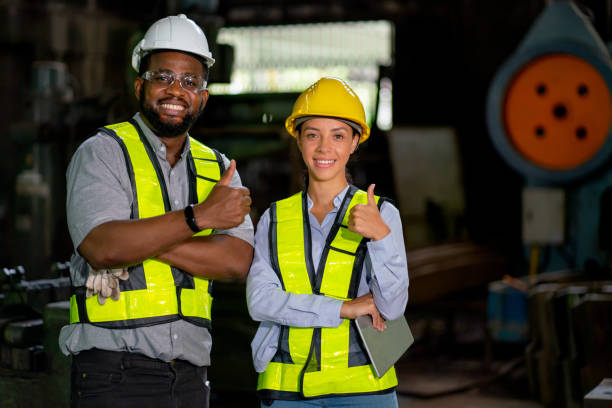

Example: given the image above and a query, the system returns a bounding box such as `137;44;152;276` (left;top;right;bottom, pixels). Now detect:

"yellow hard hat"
285;77;370;143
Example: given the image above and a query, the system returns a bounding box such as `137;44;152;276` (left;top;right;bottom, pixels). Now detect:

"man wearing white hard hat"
60;14;254;407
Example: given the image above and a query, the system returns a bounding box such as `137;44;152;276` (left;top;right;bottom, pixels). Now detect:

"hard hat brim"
285;114;370;143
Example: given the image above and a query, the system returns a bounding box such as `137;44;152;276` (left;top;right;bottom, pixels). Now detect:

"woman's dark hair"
138;50;210;82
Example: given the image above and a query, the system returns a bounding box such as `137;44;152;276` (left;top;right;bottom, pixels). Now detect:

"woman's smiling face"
296;117;359;185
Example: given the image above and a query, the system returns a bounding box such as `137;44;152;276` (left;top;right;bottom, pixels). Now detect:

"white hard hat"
131;14;215;72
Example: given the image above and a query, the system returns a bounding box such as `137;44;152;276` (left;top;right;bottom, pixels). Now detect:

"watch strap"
184;204;201;233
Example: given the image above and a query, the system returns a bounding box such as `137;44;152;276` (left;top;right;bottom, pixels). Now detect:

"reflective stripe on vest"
257;186;398;399
69;119;222;329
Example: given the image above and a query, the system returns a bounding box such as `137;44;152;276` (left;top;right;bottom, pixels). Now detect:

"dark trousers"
71;349;209;408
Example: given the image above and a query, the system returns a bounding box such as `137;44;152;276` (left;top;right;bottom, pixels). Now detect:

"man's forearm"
78;161;252;272
78;209;195;269
156;235;253;281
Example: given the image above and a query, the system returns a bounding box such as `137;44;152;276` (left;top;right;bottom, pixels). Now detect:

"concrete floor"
397;390;543;408
391;311;546;408
394;359;544;408
390;348;550;408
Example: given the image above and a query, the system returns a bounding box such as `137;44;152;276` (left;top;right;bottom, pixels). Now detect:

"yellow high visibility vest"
69;120;222;329
257;186;398;400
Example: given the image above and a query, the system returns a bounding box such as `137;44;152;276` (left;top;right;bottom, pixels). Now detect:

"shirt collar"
306;184;350;211
133;112;191;161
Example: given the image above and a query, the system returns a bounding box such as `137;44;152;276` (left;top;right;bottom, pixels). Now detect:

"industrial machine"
487;0;612;275
0;263;72;408
486;2;612;406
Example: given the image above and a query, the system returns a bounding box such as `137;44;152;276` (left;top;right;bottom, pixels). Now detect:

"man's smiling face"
134;51;209;138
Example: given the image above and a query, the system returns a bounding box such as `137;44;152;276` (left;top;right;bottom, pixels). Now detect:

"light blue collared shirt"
246;185;409;373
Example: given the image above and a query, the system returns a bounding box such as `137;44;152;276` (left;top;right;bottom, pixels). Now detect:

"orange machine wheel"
504;53;612;170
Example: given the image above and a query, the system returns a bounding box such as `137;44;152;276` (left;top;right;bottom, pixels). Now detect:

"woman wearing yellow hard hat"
246;77;409;407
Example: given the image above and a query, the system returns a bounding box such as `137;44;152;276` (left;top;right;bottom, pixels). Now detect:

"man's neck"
140;114;188;167
159;134;187;168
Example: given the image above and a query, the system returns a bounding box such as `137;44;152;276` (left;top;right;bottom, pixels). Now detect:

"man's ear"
134;77;144;101
199;89;210;113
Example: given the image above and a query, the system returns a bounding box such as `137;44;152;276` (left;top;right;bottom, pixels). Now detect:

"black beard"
139;88;201;138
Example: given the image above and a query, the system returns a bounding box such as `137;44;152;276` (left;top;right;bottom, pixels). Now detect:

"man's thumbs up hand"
192;159;251;231
217;159;236;186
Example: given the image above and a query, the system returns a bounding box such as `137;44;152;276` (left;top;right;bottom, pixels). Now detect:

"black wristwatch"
184;204;201;233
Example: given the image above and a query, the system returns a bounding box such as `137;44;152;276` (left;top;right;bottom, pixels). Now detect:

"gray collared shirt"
59;113;254;366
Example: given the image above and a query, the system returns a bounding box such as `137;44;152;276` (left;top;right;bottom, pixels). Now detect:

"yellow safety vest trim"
70;120;221;328
258;187;398;399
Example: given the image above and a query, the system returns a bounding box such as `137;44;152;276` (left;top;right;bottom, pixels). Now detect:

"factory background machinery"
0;0;611;407
487;0;612;275
486;1;612;406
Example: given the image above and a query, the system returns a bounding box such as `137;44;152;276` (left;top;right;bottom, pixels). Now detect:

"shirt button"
173;334;178;340
174;200;179;206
